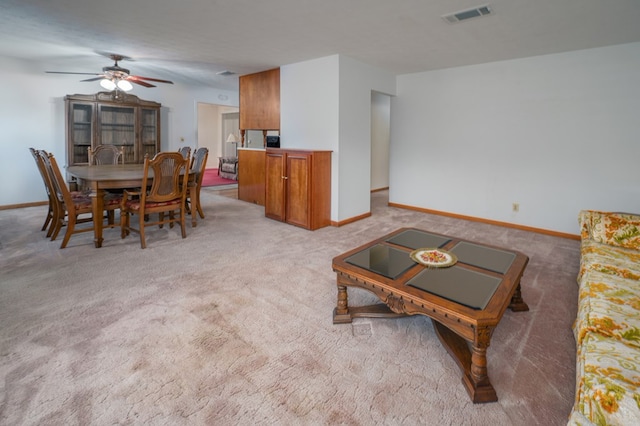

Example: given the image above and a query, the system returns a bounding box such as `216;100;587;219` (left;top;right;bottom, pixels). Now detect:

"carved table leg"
434;320;498;403
333;284;353;324
509;283;529;312
464;327;498;403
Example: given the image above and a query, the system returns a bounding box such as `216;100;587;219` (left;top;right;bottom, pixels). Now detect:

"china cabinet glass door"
99;105;135;162
140;108;159;160
70;103;93;164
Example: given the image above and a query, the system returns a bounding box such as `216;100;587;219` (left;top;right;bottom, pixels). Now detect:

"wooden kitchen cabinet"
239;68;280;147
238;148;266;206
265;148;331;230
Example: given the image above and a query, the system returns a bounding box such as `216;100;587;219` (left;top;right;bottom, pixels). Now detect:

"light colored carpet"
0;190;579;425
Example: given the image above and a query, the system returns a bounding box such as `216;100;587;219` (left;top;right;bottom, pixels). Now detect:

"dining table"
66;164;197;248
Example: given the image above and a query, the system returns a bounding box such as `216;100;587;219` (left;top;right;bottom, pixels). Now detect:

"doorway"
371;91;391;192
221;112;239;157
197;103;239;166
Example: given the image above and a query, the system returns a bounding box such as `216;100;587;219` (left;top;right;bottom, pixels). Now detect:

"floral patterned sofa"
569;210;640;425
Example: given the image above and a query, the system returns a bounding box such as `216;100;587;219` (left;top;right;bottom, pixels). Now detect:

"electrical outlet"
512;202;519;212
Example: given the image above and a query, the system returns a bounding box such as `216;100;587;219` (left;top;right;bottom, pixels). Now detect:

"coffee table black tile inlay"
386;229;451;250
407;266;502;310
345;244;415;279
450;241;516;274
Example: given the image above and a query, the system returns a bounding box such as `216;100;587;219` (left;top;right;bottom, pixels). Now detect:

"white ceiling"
1;0;640;92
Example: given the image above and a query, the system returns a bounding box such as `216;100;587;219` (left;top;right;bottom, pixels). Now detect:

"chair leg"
138;213;147;249
50;213;63;241
42;204;53;231
180;208;187;238
60;213;76;249
121;210;128;238
44;212;54;236
48;205;61;239
195;189;205;219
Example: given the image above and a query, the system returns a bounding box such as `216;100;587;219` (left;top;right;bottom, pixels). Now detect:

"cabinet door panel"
140;108;159;162
238;149;266;205
265;152;286;221
98;105;135;158
68;102;94;165
285;154;310;228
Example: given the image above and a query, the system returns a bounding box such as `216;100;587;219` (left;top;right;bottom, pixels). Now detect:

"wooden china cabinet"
265;148;331;230
65;92;161;167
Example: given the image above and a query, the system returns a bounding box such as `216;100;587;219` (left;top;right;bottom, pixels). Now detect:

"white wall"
390;42;640;235
0;56;238;206
337;56;396;221
197;103;220;158
281;55;396;222
281;55;340;217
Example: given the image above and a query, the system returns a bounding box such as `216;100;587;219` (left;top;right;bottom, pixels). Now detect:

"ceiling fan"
46;54;174;91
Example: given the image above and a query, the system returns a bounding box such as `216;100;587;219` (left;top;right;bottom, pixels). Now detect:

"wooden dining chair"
179;146;191;160
29;147;56;236
120;152;190;248
88;145;124;165
187;147;209;220
41;151;121;249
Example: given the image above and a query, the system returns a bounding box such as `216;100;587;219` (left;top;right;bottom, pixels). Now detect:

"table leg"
433;321;498;403
466;326;498;402
333;285;352;324
333;277;409;324
509;283;529;312
89;185;105;248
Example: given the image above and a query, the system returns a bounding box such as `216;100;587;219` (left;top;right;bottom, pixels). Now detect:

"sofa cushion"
572;331;640;425
575;270;640;349
580;211;640;251
579;239;640;282
221;163;236;173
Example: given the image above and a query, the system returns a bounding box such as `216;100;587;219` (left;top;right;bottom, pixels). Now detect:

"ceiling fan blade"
129;79;156;88
129;75;174;84
46;71;102;76
81;76;106;82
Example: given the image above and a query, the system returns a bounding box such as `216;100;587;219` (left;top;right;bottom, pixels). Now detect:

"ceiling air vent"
442;5;492;24
216;70;236;76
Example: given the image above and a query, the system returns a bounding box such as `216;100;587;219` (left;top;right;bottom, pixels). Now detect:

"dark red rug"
201;169;237;187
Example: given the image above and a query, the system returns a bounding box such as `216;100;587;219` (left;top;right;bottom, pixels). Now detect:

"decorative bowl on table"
410;248;458;268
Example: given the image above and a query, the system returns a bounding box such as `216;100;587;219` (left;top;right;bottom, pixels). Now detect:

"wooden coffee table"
332;228;529;403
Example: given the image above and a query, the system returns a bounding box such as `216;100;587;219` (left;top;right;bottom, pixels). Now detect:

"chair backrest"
142;152;190;204
178;146;191;160
89;145;123;165
29;148;54;199
191;147;209;185
39;151;74;210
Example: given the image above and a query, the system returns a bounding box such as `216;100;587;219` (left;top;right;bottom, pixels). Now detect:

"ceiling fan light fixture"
117;79;133;92
100;78;117;90
47;53;173;89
